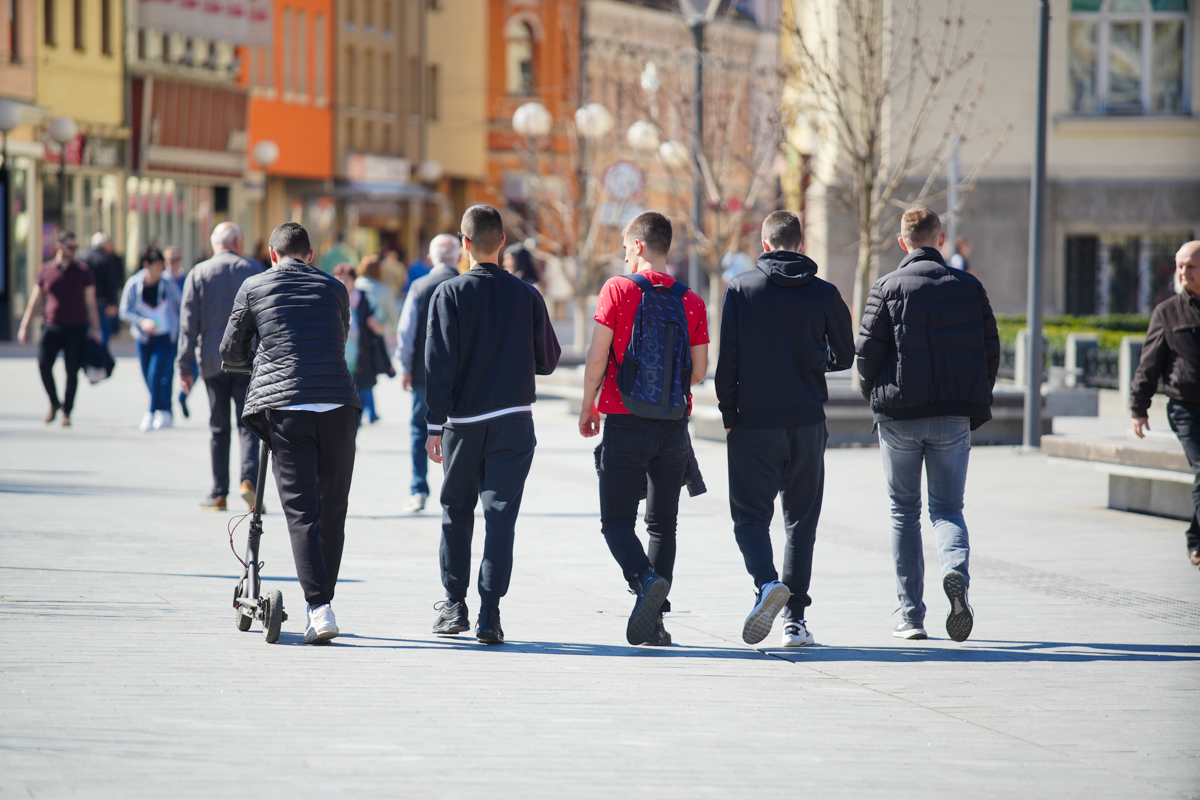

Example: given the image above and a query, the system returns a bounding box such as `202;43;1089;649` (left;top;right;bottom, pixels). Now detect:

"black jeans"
1167;400;1200;551
439;414;536;612
598;415;689;613
727;423;828;620
38;325;87;414
205;372;259;499
267;405;360;608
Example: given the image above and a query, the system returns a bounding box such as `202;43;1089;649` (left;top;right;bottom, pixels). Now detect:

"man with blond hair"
856;206;999;643
1131;240;1200;568
396;232;464;513
178;221;263;511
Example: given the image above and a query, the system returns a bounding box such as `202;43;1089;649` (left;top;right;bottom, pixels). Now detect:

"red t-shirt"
594;270;709;415
36;259;94;327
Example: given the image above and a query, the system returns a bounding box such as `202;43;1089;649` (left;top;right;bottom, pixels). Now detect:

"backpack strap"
670;281;690;299
623;273;654;293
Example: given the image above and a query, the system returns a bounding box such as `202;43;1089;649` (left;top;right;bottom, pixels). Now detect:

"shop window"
1069;0;1190;115
505;18;535;96
1066;236;1099;314
1066;232;1193;315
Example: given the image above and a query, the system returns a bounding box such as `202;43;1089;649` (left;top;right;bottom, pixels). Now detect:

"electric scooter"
232;439;287;643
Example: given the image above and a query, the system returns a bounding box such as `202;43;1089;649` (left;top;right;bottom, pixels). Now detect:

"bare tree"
782;0;1010;322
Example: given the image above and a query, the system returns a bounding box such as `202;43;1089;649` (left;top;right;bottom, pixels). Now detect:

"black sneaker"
943;571;973;642
476;608;504;644
626;569;671;645
432;600;469;635
178;391;190;418
644;615;672;646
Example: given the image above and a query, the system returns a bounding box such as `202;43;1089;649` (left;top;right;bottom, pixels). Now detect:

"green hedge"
995;314;1150;351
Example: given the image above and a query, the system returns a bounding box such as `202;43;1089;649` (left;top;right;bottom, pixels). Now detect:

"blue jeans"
410;382;430;496
99;313;120;345
878;416;971;624
137;334;175;413
1166;400;1200;551
360;387;377;424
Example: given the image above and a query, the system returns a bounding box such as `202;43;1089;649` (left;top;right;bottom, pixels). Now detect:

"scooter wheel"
234;582;252;632
264;589;284;644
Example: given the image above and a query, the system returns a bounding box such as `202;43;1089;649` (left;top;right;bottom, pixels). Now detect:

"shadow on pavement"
760;641;1200;663
310;632;769;659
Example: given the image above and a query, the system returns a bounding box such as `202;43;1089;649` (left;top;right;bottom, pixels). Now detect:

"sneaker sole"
893;628;928;640
305;627;339;644
782;634;814;648
433;622;470;636
476;628;504;645
742;583;792;645
627;577;671;645
943;572;973;642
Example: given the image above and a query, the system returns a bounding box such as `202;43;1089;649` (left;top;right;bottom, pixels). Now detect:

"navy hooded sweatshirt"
715;250;855;429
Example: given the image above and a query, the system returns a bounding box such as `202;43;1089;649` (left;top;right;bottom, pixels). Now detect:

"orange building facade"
243;0;336;255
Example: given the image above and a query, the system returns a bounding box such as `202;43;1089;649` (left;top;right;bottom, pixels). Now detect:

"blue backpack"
610;273;693;420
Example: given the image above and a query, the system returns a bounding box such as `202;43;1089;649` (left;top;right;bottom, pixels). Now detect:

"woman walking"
334;263;392;424
120;247;182;431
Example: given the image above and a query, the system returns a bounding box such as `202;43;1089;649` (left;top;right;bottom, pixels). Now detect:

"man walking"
221;222;362;645
856;207;999;643
1131;240;1200;569
396;233;462;513
78;232;125;344
178;222;264;511
426;205;560;645
18;231;103;426
716;210;854;648
579;211;709;646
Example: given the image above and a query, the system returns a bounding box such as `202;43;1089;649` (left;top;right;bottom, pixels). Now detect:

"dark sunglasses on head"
456;232;470;244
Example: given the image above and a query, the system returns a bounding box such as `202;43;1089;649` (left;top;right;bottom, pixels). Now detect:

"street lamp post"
252;140;280;253
0;99;20;340
48;116;78;235
512;102;554;234
688;16;704;293
1024;0;1051;450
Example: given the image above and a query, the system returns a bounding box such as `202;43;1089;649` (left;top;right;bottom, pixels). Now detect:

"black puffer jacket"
220;257;362;441
855;247;1000;429
1130;292;1200;416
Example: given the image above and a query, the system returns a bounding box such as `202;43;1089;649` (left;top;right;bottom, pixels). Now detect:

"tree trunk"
572;293;589;356
707;270;722;369
850;225;874;328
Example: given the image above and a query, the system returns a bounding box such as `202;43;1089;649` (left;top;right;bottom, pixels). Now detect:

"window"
428;64;439;121
73;0;82;50
346;46;357;108
314;14;327;102
505;18;535;96
409;56;421;115
365;49;374;110
9;0;20;60
381;0;391;33
1066;232;1191;315
295;9;308;98
101;0;111;55
1069;0;1190;115
281;7;292;94
382;53;391;112
42;0;53;46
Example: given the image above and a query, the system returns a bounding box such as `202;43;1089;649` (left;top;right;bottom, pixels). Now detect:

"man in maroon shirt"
18;231;103;426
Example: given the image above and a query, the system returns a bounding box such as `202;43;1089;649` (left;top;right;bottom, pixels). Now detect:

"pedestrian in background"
120;247;182;432
178;222;263;512
395;233;461;513
356;254;399;348
949;237;972;273
716;210;854;649
502;244;542;286
334;263;390;424
319;231;358;276
18;231;103;427
1131;240;1200;569
579;211;709;647
380;248;409;299
163;244;198;418
221;222;362;645
426;205;561;645
855;207;999;643
78;232;125;345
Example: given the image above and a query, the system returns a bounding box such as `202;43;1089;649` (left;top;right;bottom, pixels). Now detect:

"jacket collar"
275;257;319;271
430;262;459;277
898;246;946;270
469;262;503;274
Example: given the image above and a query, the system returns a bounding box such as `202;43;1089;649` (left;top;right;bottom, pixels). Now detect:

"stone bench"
1042;433;1195;520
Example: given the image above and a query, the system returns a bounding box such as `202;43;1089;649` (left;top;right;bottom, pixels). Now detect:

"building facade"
785;0;1200;316
1;0;40;337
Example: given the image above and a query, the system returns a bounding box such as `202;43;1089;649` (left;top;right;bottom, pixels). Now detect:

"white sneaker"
742;580;791;644
403;493;428;513
893;621;928;640
139;412;154;432
151;410;173;430
781;620;814;647
304;603;340;644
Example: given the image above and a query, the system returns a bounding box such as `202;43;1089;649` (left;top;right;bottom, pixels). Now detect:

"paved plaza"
1;354;1198;798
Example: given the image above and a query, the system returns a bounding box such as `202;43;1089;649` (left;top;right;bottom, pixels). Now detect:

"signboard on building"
346;155;411;186
137;0;271;45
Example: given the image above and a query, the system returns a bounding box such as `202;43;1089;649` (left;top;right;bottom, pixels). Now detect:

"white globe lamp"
512;102;553;138
626;120;660;153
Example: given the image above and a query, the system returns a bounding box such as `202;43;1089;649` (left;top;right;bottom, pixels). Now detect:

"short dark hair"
461;204;505;256
761;210;803;251
622;211;672;258
269;222;311;258
900;207;942;247
56;230;77;246
140;246;165;267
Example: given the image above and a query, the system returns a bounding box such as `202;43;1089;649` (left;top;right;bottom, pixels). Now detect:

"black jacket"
855;247;1000;429
79;247;125;307
715;251;854;429
220;257;362;441
425;263;560;430
1131;292;1200;416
